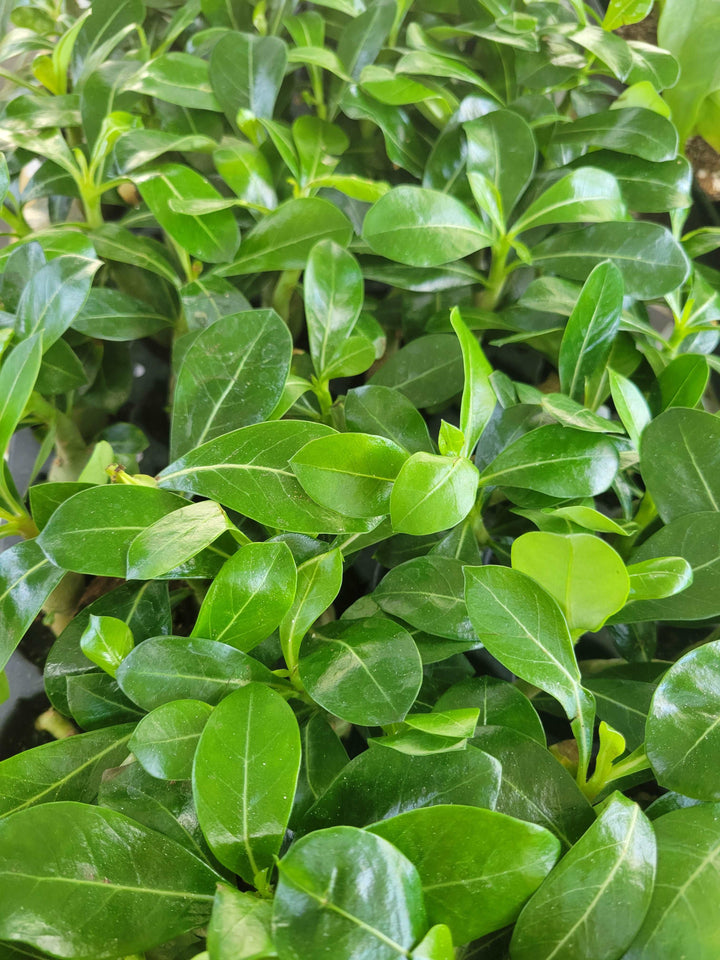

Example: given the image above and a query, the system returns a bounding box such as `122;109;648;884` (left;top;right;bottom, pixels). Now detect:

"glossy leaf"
371;804;559;943
305;240;363;378
450;307;495;457
80;614;134;678
193;540;296;652
465;566;595;777
116;636;276;711
15;255;101;349
37;485;188;577
464;110;536;221
291;432;407;518
158;421;379;534
626;557;693;602
552;108;678;162
208;884;274;960
370;334;463;408
280;548;343;672
646;640;720;800
478;425;619;498
209;32;287;122
171;309;292;459
344;385;433;455
623;804;720;959
193;683;301;883
273;826;426;960
0;803;216;959
299;617;423;725
363;187;491;267
436;677;545;744
126;499;230;580
391;453;479;535
558;261;624;403
511;793;656;960
0;724;134;819
512;168;624;235
131;700;213;781
129;53;221;111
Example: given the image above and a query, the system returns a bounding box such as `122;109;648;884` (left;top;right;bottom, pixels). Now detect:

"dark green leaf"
436;677;545;745
193;683;301;883
129;53;222;111
552;108;678;162
464;110;536;222
370;335;463;408
72;288;172;341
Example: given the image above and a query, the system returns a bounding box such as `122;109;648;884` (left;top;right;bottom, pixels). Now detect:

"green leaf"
193;683;301;883
396;49;497;98
604;0;653;30
646;640;720;800
117;636;276;711
193;541;296;652
126;500;230;580
209;32;287;123
623;803;720;959
465;566;596;778
618;513;720;622
302;745;501;832
15;255;101;350
171;309;292;459
574;152;691;213
344;386;432;455
0;336;42;459
37;485;188;577
92;223;179;286
99;760;214;866
436;677;545;745
641;408;720;522
558;261;623;403
472;727;594;850
0;724;134;819
129;53;222;111
208;884;275;960
391;453;479;536
626;557;693;602
130;700;213;781
136;164;239;264
370;805;560;943
570;25;634;80
450;307;495;458
531;222;689;300
291;432;408;519
609;369;651;448
0;539;64;673
511;793;656;960
552;107;678;162
370;334;463;408
337;0;395;78
113;129;216;174
464;110;537;222
217;198;353;276
214;139;277;210
658;354;709;411
80;614;134;678
375;555;478;643
67;673;143;731
478;424;619;498
158;421;379;534
299;617;423;725
0;803;216;959
274;826;426;957
279;547;342;673
511;532;630;635
305;240;363;378
411;925;454;960
512;168;624;235
363;187;491;267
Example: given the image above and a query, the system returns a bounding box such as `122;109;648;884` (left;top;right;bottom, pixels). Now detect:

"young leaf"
646;640;720;800
511;168;625;235
511;532;630;636
170;309;292;459
299;617;423;726
437;677;545;744
363;186;491;267
290;432;408;518
450;307;495;457
279;547;343;673
609;369;651;448
390;453;479;536
511;793;656;960
464;567;596;779
208;884;274;960
80;614;134;677
130;700;213;781
370;805;560;943
558;261;624;403
193;683;301;883
272;827;427;956
626;557;693;602
192;540;296;652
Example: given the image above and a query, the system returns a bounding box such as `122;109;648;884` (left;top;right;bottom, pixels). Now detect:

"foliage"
0;0;719;958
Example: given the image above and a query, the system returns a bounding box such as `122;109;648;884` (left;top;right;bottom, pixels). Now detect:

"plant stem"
478;237;511;311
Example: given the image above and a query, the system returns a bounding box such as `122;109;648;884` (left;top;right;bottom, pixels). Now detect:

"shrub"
1;1;720;958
